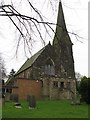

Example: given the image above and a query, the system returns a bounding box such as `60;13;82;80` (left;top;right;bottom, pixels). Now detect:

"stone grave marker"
13;94;19;102
10;94;13;101
27;95;36;109
5;93;10;102
32;96;36;108
71;91;81;105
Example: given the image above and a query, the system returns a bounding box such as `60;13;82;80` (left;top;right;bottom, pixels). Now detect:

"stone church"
5;1;76;100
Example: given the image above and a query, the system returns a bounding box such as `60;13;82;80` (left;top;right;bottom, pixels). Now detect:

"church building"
5;1;76;100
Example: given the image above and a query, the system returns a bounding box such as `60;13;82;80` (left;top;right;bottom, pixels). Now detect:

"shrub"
79;76;90;104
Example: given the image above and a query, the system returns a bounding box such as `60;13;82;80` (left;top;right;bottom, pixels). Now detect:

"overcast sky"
0;0;89;77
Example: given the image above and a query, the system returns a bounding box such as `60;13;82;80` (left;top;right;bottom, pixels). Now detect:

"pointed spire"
53;1;72;45
59;0;61;3
57;1;67;32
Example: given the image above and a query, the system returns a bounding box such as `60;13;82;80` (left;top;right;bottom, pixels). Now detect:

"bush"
79;76;90;104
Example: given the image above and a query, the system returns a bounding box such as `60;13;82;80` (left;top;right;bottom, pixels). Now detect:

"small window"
42;81;43;87
53;81;58;88
6;89;9;92
14;81;18;87
47;65;50;75
66;82;71;89
44;58;54;76
9;89;12;94
60;82;64;88
45;65;48;74
51;65;54;75
24;71;26;78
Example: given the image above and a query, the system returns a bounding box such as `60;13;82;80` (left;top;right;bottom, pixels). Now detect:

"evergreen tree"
8;69;16;78
79;76;90;104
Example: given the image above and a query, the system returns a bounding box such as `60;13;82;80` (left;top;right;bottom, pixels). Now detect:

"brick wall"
12;79;42;100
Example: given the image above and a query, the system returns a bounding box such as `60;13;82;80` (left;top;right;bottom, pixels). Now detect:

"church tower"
53;0;75;78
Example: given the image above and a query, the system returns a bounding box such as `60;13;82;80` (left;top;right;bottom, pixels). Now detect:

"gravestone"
27;95;36;109
71;91;81;105
13;94;19;102
32;96;36;108
5;93;10;102
10;94;13;101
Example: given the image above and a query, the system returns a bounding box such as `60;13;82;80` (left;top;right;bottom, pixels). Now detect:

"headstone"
5;93;10;102
71;91;81;105
32;96;36;108
13;94;19;102
10;94;13;101
27;95;36;109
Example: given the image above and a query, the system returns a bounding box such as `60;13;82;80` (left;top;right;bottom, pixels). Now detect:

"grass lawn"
2;100;89;118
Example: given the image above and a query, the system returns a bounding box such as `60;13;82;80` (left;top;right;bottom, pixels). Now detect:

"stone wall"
42;76;76;100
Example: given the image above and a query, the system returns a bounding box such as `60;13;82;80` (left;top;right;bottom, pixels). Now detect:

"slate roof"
16;46;46;75
5;46;46;85
5;76;14;86
5;43;50;86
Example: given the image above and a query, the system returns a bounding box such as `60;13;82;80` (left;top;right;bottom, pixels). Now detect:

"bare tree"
0;53;7;80
0;0;85;56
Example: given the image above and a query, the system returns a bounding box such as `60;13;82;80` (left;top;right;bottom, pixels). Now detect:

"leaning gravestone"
27;95;36;109
5;93;10;102
13;94;19;102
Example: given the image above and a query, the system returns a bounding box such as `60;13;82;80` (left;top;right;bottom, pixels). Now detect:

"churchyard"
2;99;88;118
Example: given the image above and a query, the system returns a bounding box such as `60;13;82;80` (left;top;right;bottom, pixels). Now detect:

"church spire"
53;0;72;45
59;0;61;3
52;1;75;79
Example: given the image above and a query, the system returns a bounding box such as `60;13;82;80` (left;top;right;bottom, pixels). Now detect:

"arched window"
44;59;54;76
66;82;71;89
50;65;54;75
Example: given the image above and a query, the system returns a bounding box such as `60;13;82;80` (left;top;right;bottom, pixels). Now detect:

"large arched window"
44;58;54;76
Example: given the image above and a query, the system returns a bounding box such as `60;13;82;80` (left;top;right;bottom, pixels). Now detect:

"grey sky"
0;0;88;77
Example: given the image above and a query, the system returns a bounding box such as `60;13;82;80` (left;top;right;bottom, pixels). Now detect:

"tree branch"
0;2;85;56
